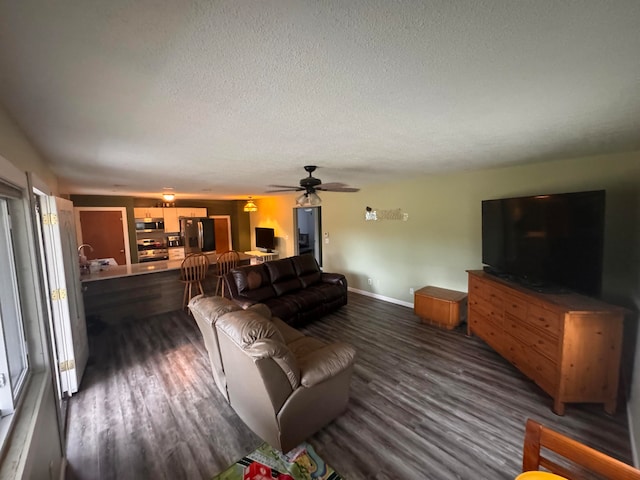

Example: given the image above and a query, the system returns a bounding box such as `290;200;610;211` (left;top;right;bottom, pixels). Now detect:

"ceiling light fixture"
243;197;258;212
296;191;321;207
162;192;175;202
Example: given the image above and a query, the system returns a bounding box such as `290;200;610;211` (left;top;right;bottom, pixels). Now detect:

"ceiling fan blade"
266;188;303;193
316;186;360;192
315;182;348;189
268;184;302;189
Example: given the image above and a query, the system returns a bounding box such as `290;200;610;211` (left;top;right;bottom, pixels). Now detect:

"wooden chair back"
180;253;209;282
522;418;640;479
215;250;240;297
217;250;240;276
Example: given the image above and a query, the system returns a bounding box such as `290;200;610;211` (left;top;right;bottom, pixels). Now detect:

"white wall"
0;105;64;479
252;150;640;463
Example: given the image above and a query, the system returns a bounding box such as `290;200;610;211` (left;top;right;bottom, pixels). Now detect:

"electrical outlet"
367;278;372;285
409;287;414;295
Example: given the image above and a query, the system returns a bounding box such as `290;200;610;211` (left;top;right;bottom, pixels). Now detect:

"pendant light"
243;197;258;212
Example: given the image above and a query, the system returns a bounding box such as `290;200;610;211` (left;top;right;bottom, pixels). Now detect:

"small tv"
481;190;605;297
255;227;276;252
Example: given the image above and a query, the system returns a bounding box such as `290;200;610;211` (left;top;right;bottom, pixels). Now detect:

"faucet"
78;243;94;255
78;244;94;272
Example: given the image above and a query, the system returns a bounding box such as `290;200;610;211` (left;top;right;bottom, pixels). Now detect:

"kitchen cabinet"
176;207;207;218
168;247;185;261
134;207;164;219
163;208;180;233
467;270;624;415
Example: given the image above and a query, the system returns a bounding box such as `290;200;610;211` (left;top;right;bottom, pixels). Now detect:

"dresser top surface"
467;270;629;315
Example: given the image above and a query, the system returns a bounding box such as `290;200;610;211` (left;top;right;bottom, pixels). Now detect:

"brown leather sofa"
223;254;348;325
189;295;356;453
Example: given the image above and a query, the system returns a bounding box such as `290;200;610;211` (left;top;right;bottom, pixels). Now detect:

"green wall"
70;195;253;260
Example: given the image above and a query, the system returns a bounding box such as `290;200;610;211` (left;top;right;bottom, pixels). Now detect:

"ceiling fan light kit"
296;191;322;207
268;165;360;206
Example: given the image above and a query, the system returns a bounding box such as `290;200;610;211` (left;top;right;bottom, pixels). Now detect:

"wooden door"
79;210;127;265
214;217;230;252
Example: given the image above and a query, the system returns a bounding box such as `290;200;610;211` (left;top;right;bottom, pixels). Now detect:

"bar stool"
180;253;209;312
215;250;240;298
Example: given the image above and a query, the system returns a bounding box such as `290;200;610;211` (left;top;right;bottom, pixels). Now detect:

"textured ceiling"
0;1;639;200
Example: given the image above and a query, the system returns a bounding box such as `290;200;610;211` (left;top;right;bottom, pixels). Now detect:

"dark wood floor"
66;292;632;479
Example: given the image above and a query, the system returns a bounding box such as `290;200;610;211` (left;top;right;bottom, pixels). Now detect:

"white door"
40;196;89;395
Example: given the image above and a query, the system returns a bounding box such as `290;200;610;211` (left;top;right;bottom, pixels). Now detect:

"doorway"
74;207;131;265
210;215;232;253
294;206;322;266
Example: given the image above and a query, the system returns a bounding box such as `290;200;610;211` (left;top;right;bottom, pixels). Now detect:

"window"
0;183;30;428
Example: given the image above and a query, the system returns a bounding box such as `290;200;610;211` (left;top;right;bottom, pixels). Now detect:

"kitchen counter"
80;251;250;282
81;252;251;323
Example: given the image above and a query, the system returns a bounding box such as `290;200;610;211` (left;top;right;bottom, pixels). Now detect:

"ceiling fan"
267;166;359;206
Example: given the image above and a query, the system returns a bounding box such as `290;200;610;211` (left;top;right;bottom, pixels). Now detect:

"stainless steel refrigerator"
180;217;216;253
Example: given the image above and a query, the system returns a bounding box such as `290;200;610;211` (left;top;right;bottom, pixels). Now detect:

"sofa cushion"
297;342;357;387
218;309;285;346
189;294;241;322
287;336;326;359
247;303;272;319
263;296;300;323
291;254;322;288
287;287;324;311
231;264;276;302
265;258;303;296
271;316;305;344
216;310;300;388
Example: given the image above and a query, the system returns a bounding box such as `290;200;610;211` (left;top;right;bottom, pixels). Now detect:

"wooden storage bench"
414;286;467;330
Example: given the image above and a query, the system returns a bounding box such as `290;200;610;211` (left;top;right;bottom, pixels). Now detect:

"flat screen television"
255;227;275;252
481;190;605;297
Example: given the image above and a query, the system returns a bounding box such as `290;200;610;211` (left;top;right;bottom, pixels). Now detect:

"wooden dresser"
467;270;625;415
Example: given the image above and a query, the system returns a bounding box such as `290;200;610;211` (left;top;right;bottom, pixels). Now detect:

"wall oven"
135;218;165;233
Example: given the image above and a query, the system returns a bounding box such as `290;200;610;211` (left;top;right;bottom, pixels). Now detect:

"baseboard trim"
348;287;414;309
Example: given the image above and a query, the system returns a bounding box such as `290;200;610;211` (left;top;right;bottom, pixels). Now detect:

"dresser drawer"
469;276;491;302
469;310;505;354
526;305;561;338
505;315;559;362
470;293;501;319
506;334;558;394
504;293;528;321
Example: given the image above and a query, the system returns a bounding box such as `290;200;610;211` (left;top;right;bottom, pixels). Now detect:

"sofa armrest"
321;272;347;287
298;342;356;387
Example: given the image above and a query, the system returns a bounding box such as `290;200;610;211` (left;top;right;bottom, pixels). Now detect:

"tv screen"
255;227;275;252
481;190;605;296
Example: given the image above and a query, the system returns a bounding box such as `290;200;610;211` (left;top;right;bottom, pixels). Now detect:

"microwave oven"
135;218;165;232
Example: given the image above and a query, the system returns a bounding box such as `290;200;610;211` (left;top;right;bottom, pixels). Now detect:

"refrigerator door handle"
198;221;203;250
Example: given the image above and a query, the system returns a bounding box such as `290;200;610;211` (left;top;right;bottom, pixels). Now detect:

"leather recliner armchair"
189;295;356;453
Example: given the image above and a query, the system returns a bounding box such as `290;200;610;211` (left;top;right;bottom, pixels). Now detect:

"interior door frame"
209;215;233;251
74;206;132;265
293;206;322;266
